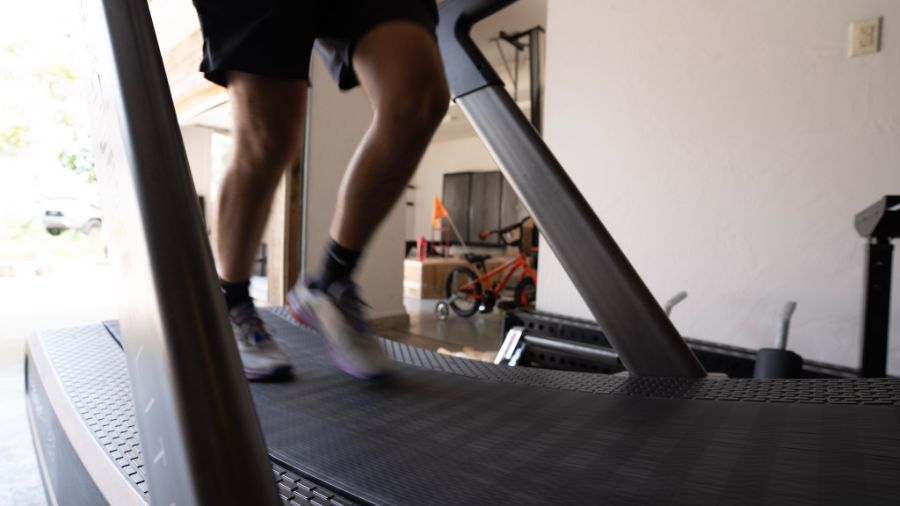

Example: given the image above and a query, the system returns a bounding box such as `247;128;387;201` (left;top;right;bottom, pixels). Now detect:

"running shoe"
287;279;391;380
230;300;293;381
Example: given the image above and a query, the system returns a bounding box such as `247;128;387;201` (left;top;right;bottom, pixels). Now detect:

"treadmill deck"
30;308;900;505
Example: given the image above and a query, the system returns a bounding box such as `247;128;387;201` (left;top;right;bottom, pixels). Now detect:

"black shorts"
193;0;439;89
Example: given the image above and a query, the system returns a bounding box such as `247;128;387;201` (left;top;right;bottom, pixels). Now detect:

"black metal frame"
438;0;706;377
856;195;900;377
501;309;863;379
80;0;278;503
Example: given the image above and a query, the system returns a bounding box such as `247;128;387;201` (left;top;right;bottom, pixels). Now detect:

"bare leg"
328;21;449;251
287;21;449;379
217;72;307;283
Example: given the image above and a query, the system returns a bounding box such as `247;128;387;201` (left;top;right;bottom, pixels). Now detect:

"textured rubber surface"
40;312;900;504
259;308;900;504
269;307;900;406
37;325;149;494
26;356;108;505
33;324;358;506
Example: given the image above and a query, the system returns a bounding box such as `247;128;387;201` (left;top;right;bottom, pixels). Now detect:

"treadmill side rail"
26;333;145;506
435;0;515;97
438;0;705;377
456;86;706;378
80;0;279;503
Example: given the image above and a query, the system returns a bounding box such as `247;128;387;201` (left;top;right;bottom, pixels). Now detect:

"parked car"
41;198;103;236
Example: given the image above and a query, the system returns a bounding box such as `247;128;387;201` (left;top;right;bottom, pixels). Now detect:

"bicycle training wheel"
445;266;482;317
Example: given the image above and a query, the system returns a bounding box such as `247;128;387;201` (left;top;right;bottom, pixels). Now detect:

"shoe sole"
287;289;386;382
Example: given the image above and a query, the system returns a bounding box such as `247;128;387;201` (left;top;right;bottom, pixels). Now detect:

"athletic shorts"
192;0;439;89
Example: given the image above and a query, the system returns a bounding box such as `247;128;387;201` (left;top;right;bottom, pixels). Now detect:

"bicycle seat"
464;253;491;265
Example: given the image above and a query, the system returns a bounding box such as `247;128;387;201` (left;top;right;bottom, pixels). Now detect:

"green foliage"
0;124;29;155
35;62;77;99
58;146;96;183
2;42;23;55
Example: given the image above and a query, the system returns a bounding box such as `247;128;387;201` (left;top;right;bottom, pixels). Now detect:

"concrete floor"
0;266;504;505
378;297;506;355
0;263;118;506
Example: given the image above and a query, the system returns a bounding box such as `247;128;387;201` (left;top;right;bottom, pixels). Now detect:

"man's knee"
376;80;449;137
232;125;302;175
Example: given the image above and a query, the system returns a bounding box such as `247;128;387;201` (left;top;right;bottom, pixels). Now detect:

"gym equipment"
499;308;866;379
663;290;688;316
856;195;900;377
25;0;900;504
438;0;704;378
752;302;804;379
30;312;900;505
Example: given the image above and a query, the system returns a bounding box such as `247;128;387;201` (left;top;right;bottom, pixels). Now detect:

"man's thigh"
350;21;447;106
226;72;308;160
315;0;441;91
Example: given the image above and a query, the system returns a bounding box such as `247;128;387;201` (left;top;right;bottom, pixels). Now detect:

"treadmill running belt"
250;311;900;505
77;310;900;504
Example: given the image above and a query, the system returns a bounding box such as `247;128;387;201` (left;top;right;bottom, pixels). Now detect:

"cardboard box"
403;256;519;299
403;257;468;299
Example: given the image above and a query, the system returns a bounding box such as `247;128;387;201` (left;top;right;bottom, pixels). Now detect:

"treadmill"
25;0;900;504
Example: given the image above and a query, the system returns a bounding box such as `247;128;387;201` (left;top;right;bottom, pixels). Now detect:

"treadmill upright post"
854;195;900;378
438;0;706;377
81;0;279;503
860;238;893;377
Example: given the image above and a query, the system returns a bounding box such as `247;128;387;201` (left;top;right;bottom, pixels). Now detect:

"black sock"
221;279;251;309
315;239;361;290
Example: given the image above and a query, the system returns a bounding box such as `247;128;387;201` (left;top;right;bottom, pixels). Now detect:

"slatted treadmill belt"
44;309;900;505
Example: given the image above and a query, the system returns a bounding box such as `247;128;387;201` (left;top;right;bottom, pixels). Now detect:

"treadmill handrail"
436;0;516;98
437;0;707;377
81;0;279;503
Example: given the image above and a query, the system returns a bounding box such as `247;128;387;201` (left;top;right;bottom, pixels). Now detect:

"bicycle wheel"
445;266;482;317
514;276;536;308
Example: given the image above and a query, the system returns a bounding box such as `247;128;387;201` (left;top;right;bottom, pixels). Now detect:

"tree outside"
0;0;104;277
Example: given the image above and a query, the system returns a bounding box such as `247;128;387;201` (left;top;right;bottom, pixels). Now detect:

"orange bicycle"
436;217;537;320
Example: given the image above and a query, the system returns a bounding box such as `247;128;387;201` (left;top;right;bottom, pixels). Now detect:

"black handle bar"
437;0;518;99
479;217;531;246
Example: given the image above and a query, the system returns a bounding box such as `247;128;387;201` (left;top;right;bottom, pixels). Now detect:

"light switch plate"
848;17;882;57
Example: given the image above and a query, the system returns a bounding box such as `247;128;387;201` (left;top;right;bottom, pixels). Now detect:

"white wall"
181;126;212;199
409;133;498;240
539;0;900;373
303;58;406;319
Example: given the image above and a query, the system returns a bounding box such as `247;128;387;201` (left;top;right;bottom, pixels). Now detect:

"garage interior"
3;0;899;504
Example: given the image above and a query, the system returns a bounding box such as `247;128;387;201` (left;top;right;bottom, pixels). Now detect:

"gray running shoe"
287;279;390;380
230;301;293;381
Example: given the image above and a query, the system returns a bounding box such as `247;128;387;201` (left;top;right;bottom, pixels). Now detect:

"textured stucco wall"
538;0;900;373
